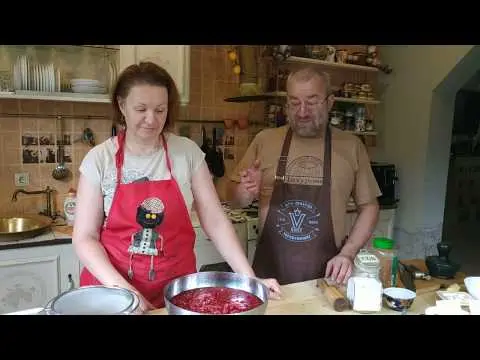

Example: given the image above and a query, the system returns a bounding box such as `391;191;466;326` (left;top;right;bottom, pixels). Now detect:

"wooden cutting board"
397;259;466;294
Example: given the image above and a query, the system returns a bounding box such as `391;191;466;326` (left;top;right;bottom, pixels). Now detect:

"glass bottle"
371;237;399;289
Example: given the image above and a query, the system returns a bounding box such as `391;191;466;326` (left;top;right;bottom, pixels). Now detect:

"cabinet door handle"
67;273;74;290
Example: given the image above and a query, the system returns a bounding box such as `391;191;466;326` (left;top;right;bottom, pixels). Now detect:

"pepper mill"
437;242;452;261
425;242;460;279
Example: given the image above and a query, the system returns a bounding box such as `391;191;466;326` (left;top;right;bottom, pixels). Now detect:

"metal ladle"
52;116;71;181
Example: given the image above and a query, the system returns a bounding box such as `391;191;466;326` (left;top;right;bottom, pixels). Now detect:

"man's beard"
290;116;326;138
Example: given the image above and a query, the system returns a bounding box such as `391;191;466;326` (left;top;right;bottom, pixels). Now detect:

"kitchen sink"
0;215;53;242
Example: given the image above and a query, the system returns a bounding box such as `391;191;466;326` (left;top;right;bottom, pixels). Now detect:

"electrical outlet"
14;172;29;187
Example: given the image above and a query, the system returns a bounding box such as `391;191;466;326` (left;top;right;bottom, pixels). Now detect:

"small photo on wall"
39;133;56;146
22;146;39;164
223;146;235;160
224;135;235;146
39;146;56;164
22;133;38;146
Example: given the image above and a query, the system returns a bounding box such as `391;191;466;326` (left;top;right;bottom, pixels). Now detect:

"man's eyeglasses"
286;95;331;112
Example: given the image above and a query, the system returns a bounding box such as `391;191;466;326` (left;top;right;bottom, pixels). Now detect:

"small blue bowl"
383;287;416;312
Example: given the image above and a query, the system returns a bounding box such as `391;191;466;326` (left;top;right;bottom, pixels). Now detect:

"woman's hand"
258;278;282;300
122;286;155;314
136;292;155;314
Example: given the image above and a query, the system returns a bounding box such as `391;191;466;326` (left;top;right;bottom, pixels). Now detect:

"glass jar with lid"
352;249;381;278
346;249;383;313
371;237;399;289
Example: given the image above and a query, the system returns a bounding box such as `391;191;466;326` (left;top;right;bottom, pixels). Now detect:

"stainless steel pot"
43;285;140;315
164;271;268;315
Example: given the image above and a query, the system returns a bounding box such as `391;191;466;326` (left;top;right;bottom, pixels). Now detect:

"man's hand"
325;254;354;285
239;159;261;200
257;278;282;300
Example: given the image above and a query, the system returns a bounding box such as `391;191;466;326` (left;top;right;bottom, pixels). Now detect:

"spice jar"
371;237;399;289
346;249;383;313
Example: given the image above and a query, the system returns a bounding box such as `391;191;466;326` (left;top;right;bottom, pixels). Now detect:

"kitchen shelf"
0;91;110;103
224;93;279;103
283;56;380;72
0;45;119;98
225;91;381;105
344;130;377;136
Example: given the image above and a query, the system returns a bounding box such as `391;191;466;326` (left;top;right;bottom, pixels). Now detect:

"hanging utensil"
52;116;72;181
211;128;225;178
82;127;95;146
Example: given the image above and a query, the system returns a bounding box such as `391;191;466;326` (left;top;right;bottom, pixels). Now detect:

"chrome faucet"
12;186;56;219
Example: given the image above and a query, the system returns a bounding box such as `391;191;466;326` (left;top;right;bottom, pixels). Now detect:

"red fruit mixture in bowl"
170;286;264;314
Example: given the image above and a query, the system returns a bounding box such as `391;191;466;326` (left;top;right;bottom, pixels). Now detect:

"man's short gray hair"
286;66;332;95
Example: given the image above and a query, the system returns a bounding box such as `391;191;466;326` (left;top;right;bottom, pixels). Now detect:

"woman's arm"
191;162;255;278
72;174;133;290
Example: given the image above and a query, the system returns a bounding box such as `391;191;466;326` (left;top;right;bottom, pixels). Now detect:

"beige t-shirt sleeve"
352;137;382;206
79;143;107;186
229;134;260;183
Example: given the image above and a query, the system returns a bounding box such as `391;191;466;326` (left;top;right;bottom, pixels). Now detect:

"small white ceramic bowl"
464;276;480;300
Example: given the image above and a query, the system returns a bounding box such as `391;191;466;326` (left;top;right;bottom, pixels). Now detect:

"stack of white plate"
71;79;106;94
13;55;61;92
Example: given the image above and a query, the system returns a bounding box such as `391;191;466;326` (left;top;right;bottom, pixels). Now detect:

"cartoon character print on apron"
252;125;339;285
80;130;197;308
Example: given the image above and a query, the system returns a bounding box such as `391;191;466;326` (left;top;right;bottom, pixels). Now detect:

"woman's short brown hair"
111;61;179;132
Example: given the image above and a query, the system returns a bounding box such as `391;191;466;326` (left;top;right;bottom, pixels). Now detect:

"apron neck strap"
115;130;173;184
275;125;332;183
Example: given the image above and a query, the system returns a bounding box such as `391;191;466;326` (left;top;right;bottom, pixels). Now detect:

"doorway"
442;88;480;276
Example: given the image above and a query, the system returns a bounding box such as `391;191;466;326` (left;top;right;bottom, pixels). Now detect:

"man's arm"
339;201;379;260
341;137;382;259
228;135;260;208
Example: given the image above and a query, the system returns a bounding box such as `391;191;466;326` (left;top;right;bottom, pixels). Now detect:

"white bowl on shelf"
70;78;101;86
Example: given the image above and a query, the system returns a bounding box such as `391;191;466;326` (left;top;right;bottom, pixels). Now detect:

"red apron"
80;130;197;308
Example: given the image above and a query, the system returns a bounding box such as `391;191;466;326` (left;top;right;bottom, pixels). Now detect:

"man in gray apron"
230;66;381;286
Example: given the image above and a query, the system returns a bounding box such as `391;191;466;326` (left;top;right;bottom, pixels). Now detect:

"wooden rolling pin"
317;278;350;312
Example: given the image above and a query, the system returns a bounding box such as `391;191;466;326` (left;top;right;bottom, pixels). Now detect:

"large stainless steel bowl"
164;271;269;315
0;215;52;242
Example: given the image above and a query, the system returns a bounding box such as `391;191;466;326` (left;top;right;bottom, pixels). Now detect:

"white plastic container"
64;188;77;226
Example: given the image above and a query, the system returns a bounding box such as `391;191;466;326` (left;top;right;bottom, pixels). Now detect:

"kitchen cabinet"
0;243;81;314
119;45;190;105
193;222;248;271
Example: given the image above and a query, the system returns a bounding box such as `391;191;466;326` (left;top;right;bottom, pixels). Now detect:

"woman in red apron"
79;129;197;309
74;61;281;312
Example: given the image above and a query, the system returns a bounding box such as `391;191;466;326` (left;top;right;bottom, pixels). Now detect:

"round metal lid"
50;286;135;315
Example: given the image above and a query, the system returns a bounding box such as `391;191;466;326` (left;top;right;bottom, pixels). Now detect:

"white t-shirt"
79;132;205;217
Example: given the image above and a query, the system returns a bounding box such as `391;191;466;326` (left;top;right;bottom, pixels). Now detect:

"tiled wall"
0;45;267;217
178;45;265;123
0;99;113;218
176;45;268;200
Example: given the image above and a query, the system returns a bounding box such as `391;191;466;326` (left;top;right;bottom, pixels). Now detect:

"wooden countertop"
148;259;466;316
148;278;440;315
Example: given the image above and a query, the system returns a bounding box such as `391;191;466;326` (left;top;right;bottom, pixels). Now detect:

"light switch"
14;172;29;187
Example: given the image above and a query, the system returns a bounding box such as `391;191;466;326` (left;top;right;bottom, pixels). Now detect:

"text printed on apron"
80;131;197;308
252;126;339;285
